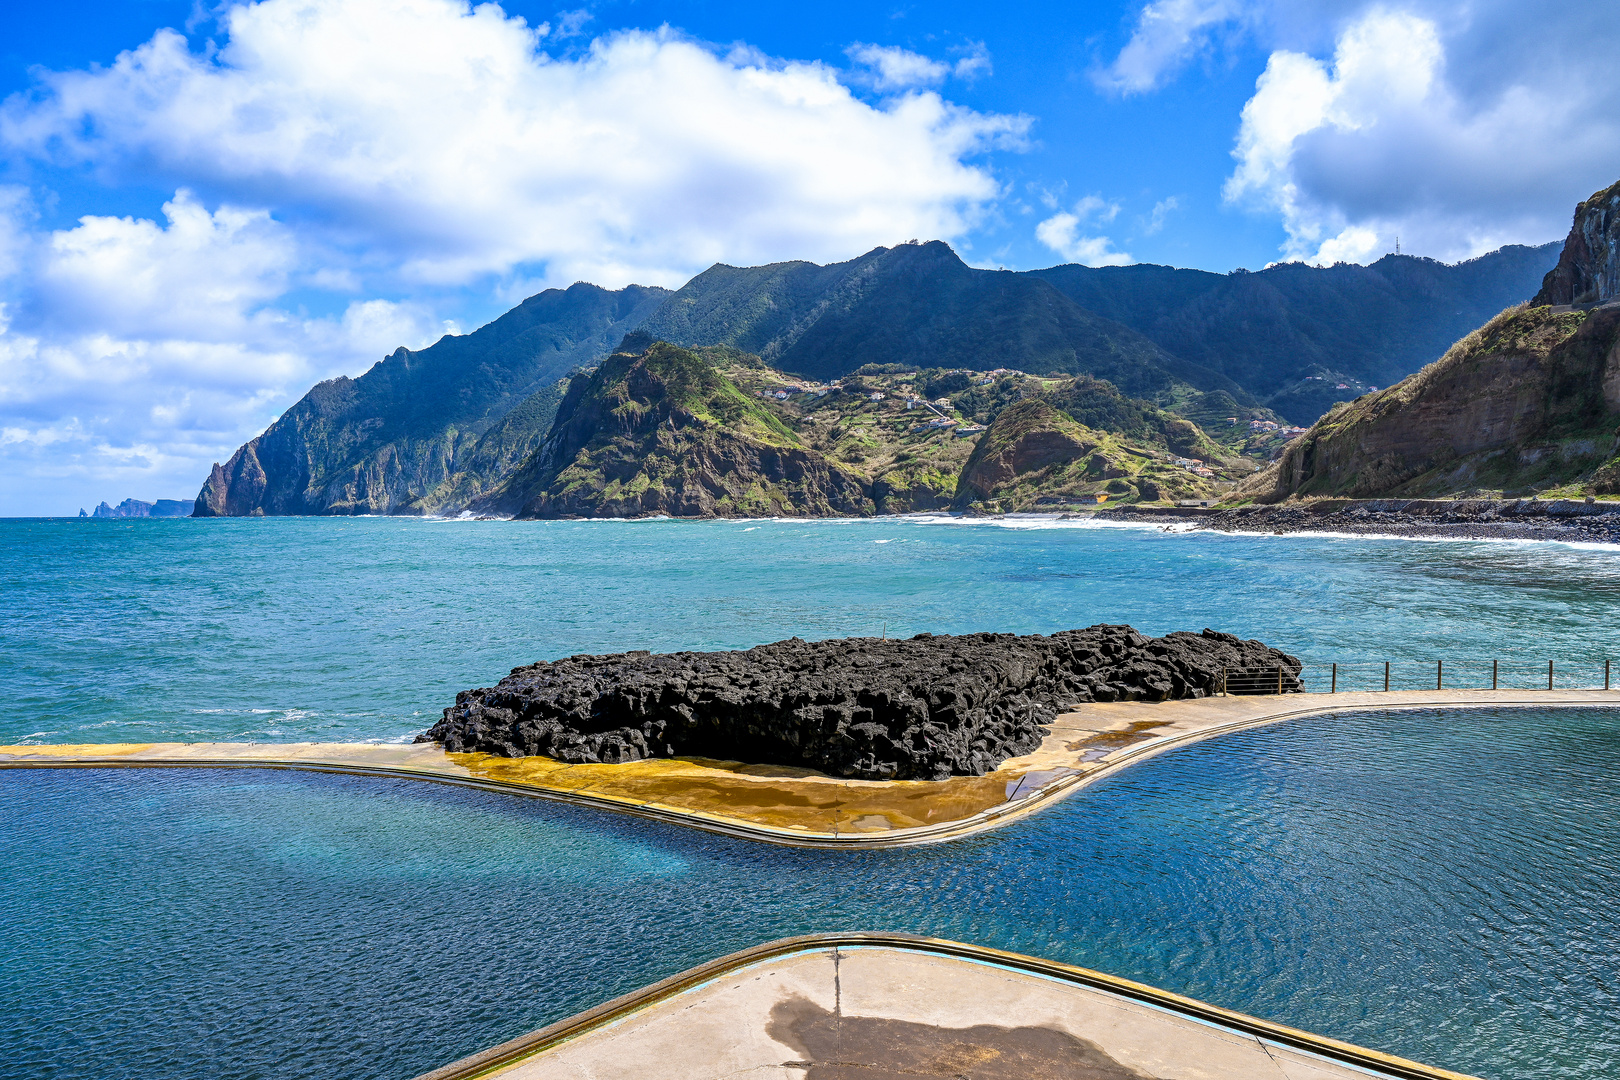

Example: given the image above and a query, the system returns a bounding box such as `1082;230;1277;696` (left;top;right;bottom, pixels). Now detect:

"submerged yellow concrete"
4;689;1616;846
411;934;1479;1080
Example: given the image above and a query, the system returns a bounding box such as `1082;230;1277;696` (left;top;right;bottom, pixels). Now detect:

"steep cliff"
477;342;872;519
1235;303;1620;501
1534;179;1620;307
194;283;668;516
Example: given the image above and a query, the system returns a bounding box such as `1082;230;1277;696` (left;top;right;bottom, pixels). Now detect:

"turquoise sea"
3;515;1620;1079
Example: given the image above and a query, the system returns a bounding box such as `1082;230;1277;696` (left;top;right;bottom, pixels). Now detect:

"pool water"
3;706;1617;1080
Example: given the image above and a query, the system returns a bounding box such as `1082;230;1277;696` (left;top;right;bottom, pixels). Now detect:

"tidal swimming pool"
4;706;1617;1080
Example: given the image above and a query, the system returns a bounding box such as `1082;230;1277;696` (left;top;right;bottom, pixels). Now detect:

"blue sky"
1;0;1617;514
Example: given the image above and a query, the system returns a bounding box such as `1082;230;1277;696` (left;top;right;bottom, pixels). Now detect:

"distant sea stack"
1234;176;1620;503
419;627;1302;781
87;498;193;518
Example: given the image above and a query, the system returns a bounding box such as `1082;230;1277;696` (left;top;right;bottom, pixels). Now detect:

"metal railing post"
1384;661;1390;692
1548;660;1554;690
1437;660;1442;690
1492;660;1498;690
1277;666;1283;695
1607;659;1611;691
1331;663;1337;693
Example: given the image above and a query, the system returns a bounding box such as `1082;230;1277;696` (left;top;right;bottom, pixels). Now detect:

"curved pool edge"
5;689;1617;848
410;931;1482;1080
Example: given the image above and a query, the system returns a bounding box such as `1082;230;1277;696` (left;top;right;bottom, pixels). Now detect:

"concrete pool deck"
410;933;1480;1080
4;689;1616;847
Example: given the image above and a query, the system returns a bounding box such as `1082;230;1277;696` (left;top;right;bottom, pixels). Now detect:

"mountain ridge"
193;239;1560;517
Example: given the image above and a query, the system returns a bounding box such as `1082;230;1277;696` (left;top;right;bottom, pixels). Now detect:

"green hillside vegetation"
637;240;1249;404
476;343;869;519
1236;303;1620;501
952;399;1232;512
478;342;1250;519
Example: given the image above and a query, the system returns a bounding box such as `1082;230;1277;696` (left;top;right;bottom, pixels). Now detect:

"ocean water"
4;514;1620;745
3;707;1617;1080
3;516;1620;1079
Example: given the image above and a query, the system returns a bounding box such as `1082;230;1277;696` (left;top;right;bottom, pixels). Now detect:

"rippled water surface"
3;707;1618;1080
5;515;1620;744
3;516;1620;1079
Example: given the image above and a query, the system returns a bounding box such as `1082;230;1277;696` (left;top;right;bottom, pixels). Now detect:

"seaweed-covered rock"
418;626;1300;780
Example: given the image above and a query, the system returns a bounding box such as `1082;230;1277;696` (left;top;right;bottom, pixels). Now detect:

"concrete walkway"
411;934;1479;1080
4;689;1615;847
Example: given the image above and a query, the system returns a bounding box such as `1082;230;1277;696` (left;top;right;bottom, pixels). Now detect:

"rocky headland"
1104;497;1620;543
418;626;1302;780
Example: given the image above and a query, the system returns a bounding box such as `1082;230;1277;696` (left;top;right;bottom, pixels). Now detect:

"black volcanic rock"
418;626;1302;780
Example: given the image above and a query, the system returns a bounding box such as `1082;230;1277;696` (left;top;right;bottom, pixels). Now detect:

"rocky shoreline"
419;626;1302;780
1100;498;1620;543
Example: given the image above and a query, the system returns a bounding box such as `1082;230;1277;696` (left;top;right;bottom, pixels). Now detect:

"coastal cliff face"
1534;179;1620;307
420;627;1302;780
1236;304;1620;501
193;283;668;517
477;342;872;519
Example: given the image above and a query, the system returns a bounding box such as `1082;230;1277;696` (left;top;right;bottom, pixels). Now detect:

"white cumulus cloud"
0;192;448;515
1094;0;1243;94
846;42;992;91
1035;195;1131;266
1224;8;1620;263
3;0;1025;289
0;0;1029;513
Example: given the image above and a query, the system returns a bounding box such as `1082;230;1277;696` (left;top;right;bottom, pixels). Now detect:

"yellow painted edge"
5;691;1617;848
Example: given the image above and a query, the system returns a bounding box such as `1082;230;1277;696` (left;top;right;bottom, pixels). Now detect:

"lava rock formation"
419;626;1302;780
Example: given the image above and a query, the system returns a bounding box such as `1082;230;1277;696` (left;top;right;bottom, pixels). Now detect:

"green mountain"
1029;243;1560;424
636;240;1248;403
194;283;667;516
475;342;871;518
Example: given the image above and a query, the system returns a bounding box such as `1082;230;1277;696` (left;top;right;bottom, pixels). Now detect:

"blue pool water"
3;707;1618;1080
4;515;1620;744
3;516;1620;1079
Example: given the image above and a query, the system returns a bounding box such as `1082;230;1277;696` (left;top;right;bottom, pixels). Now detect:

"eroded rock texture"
1535;178;1620;307
419;626;1301;780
